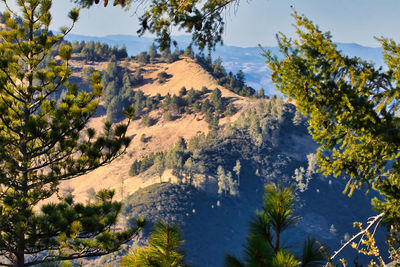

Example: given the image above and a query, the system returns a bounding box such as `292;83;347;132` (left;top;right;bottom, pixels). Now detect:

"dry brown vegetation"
54;56;254;203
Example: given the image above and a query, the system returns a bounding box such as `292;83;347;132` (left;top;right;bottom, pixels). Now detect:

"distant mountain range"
65;34;384;96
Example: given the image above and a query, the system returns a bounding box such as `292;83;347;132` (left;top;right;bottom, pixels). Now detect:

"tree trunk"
16;250;24;267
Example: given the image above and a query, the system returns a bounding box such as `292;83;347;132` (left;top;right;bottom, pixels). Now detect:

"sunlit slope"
57;56;252;203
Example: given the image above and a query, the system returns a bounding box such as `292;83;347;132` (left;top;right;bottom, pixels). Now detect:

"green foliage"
264;11;400;261
211;88;224;114
136;51;150;64
149;43;158;63
156;86;231;125
142;113;157;126
102;62;145;121
225;185;325;267
121;221;186;267
157;71;170;83
164;49;180;63
292;109;305;126
128;97;296;195
123;183;201;227
0;3;140;265
78;40;127;61
217;165;228;195
196;54;256;97
141;133;149;143
179;87;187;97
82;66;96;83
164;110;174;121
183;46;195;59
77;0;233;50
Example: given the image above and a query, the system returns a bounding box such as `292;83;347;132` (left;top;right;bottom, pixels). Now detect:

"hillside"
56;52;253;204
116;102;379;267
47;44;380;266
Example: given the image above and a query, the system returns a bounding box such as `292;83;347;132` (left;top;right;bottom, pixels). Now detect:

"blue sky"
27;0;400;47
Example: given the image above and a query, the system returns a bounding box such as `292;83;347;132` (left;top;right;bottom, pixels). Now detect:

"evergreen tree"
233;160;241;186
258;88;265;98
211;88;224;114
226;171;239;196
121;221;186;267
236;70;245;86
149;43;158;63
0;2;142;265
292;109;304;126
265;12;400;263
136;51;150;64
217;165;228;195
225;185;325;267
153;154;165;183
183;158;195;185
183;46;194;58
161;47;171;60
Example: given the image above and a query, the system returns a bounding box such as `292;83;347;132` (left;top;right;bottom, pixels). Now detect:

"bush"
142;114;156;127
166;52;179;63
135;52;150;64
157;71;170;84
164;111;173;121
179;87;187;96
225;103;236;116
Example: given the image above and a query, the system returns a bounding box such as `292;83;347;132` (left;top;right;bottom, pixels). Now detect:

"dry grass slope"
55;56;254;203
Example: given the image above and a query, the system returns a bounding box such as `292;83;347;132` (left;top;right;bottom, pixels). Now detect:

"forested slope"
49;40;379;266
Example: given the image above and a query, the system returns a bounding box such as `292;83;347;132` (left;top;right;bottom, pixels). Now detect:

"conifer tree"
211;88;224;114
292;109;303;126
225;185;325;267
183;158;195;185
217;165;227;195
233;160;241;186
226;171;238;196
265;11;400;263
121;221;186;267
149;43;158;63
153;154;165;183
0;1;142;265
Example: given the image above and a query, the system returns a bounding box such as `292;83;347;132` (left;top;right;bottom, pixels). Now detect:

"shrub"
157;71;170;83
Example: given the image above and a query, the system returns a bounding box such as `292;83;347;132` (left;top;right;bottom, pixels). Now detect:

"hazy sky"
22;0;400;47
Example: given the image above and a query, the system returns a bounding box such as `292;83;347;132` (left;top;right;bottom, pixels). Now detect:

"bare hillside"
55;56;254;203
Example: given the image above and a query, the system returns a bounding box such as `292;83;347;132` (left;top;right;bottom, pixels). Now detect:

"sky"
12;0;400;48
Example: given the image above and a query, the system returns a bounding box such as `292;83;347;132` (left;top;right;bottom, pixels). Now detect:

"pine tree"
292;109;303;126
0;2;142;266
153;154;165;183
233;160;241;186
149;43;158;63
121;221;186;267
183;158;195;185
225;185;325;267
264;11;400;263
183;46;194;58
217;165;227;195
211;88;224;114
226;171;239;196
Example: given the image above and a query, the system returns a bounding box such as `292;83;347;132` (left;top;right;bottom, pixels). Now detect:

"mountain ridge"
65;34;384;95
